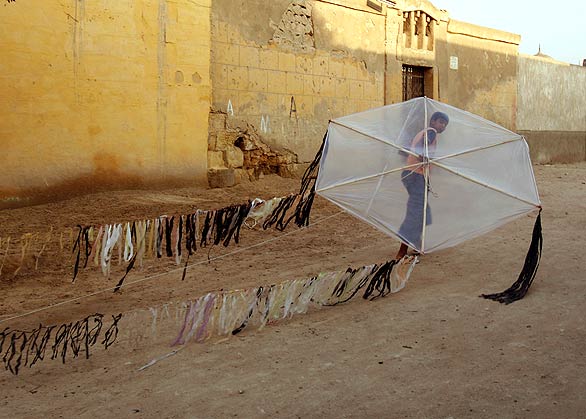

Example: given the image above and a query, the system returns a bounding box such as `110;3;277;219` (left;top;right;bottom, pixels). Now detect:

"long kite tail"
481;209;543;304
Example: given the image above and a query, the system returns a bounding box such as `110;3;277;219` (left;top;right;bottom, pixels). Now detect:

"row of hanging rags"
0;144;324;283
0;191;312;285
0;159;421;376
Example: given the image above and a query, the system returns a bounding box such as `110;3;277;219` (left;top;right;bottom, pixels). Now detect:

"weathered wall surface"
441;20;520;130
0;0;211;206
3;0;582;204
517;56;586;132
517;55;586;163
210;0;385;167
387;0;518;128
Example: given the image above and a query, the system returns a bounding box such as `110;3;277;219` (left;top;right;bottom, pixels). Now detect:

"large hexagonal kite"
310;97;542;303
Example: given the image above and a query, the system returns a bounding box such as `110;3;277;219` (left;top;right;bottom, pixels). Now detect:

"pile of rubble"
207;111;304;188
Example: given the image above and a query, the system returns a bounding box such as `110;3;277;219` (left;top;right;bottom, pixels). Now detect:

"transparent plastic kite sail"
315;97;541;254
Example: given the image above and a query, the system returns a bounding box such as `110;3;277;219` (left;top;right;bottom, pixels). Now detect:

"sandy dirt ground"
0;163;585;419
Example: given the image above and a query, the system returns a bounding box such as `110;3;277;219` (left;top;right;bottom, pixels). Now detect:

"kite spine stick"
329;120;419;158
421;100;429;252
316;162;424;193
430;137;523;163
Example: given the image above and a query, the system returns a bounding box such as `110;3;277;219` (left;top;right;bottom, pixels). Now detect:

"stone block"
215;131;230;151
313;55;328;76
226;116;250;132
335;78;350;98
211;21;226;43
224;146;244;168
248;68;268;92
357;61;369;81
286;72;305;95
226;66;248;90
296;55;313;74
234;168;249;184
259;48;279;70
212;88;232;113
208;150;225;168
278;163;304;178
328;58;344;78
208;168;235;188
267;70;287;94
363;80;379;100
212;42;239;66
211;63;228;88
237;91;262;114
278;52;297;72
349;80;364;99
303;75;316;95
209;113;226;132
208;132;218;150
343;62;358;80
321;77;336;97
239;45;260;68
294;95;313;113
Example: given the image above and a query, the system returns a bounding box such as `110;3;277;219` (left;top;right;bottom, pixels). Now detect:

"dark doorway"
402;65;433;101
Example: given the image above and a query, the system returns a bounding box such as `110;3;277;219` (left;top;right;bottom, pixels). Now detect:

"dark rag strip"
1;313;121;376
363;260;397;301
223;202;252;246
200;211;213;248
165;217;174;257
230;202;251;245
287;131;327;229
481;210;543;304
156;218;164;258
181;252;191;281
114;253;137;293
185;214;195;255
71;225;83;282
82;226;91;269
323;265;378;306
262;194;298;230
177;216;183;257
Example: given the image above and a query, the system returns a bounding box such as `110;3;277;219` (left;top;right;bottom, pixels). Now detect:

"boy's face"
430;117;448;133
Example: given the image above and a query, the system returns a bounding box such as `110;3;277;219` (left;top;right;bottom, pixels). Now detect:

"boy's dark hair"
430;111;449;124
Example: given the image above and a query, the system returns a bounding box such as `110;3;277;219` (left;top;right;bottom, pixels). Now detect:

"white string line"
0;211;344;325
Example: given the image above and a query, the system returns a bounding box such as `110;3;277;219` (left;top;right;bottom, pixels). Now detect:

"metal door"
402;65;425;101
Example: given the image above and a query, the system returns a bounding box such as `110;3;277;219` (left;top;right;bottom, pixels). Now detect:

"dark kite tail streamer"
288;130;327;228
481;209;543;304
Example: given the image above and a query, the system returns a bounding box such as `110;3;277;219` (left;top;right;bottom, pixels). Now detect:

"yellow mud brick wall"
0;0;211;205
210;0;385;162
